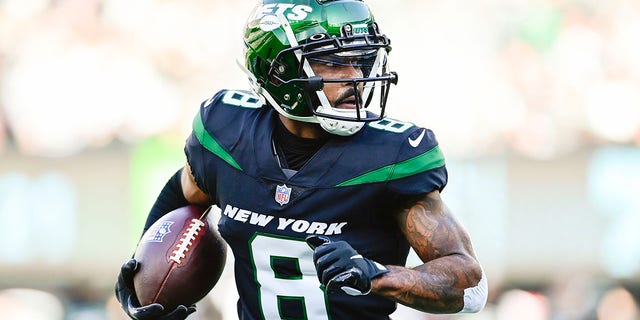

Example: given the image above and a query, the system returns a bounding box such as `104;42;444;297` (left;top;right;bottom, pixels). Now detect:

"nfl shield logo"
143;221;173;243
275;184;292;206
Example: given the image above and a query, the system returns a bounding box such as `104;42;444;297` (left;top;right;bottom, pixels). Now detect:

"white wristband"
459;271;488;313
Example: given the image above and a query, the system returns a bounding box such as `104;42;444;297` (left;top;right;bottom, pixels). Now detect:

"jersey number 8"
250;234;330;319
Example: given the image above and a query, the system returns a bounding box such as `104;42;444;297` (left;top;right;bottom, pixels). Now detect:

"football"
133;205;227;310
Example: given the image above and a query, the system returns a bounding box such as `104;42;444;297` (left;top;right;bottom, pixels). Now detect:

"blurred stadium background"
1;0;639;319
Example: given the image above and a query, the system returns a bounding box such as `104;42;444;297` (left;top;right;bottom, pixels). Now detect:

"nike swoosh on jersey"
408;129;426;147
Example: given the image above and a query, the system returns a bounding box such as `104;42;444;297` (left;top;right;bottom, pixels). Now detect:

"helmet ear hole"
268;74;282;86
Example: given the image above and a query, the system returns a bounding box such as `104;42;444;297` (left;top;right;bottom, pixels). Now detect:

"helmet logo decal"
341;23;369;36
259;15;281;32
351;24;369;35
254;3;312;22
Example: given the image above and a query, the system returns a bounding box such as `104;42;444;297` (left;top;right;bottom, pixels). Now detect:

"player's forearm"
371;254;485;314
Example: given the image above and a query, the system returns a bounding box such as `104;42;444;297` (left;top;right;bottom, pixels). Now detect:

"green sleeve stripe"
193;111;243;171
336;145;445;187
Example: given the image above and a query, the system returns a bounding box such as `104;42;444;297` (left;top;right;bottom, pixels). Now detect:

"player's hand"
306;235;389;296
115;259;197;320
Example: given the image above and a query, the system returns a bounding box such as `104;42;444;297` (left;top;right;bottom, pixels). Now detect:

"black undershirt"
273;119;329;171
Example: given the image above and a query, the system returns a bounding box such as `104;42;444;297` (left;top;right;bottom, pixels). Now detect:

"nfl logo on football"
275;184;292;206
143;221;173;243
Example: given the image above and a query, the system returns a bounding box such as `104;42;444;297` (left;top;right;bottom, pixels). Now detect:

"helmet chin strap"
317;117;365;136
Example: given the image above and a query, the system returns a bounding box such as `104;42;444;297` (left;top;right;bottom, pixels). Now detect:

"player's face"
309;57;364;110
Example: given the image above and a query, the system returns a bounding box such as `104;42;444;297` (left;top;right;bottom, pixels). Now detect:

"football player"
116;0;488;319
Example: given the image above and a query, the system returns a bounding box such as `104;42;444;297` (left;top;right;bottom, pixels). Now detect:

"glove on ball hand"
306;235;389;296
115;259;196;320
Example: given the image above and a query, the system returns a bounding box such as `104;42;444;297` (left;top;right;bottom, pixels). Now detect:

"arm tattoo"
372;192;483;313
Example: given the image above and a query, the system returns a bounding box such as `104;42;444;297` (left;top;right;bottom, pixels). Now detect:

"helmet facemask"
269;22;397;135
243;0;398;136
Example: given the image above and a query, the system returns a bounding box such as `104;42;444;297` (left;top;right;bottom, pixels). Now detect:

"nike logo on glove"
408;129;426;147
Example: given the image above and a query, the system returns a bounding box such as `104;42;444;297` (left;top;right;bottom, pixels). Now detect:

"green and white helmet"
243;0;397;136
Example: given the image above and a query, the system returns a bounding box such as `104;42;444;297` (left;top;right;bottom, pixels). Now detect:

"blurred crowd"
0;0;253;156
1;0;639;319
0;0;639;159
493;0;640;159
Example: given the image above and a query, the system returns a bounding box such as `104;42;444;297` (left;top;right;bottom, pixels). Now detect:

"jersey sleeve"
183;91;226;197
386;126;448;195
183;89;264;199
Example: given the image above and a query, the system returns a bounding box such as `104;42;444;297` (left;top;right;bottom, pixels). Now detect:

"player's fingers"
305;235;331;249
163;305;196;319
315;249;341;273
121;259;139;277
327;268;367;296
186;304;197;314
321;265;343;285
165;305;186;318
313;243;338;260
128;298;164;319
326;270;352;293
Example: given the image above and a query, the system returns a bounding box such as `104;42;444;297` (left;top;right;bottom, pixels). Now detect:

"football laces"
170;219;205;264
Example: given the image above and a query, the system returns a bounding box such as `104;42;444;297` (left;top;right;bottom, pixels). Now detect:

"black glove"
306;235;389;296
115;259;196;320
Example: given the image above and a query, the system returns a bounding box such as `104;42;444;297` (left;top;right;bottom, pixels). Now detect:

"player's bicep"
395;190;476;263
181;162;211;206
